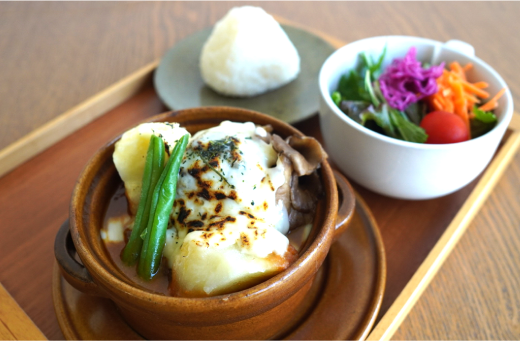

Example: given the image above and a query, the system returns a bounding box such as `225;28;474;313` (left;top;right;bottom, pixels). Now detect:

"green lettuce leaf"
473;106;497;123
471;106;497;138
333;47;387;105
337;71;368;102
389;108;428;143
361;105;398;138
361;104;427;143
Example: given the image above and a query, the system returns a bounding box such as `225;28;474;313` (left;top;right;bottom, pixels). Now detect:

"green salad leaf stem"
365;70;380;107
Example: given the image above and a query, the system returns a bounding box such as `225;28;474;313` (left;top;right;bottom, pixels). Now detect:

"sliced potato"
113;122;190;215
171;233;295;297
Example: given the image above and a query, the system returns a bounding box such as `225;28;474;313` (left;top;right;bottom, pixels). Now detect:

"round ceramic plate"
154;25;335;124
53;194;386;340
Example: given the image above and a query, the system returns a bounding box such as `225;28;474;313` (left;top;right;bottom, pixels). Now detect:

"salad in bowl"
331;46;505;144
319;36;513;200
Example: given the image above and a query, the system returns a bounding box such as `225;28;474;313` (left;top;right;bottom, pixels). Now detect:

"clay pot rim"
69;106;338;312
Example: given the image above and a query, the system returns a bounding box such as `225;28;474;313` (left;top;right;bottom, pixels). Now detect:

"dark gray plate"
154;25;335;124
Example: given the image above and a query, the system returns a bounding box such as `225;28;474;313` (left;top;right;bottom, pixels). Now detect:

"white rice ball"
200;6;300;97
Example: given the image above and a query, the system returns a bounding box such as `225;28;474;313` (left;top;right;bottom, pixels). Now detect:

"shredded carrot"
463;63;473;72
450;62;466;80
461;82;489;98
479;88;506;111
445;98;454;113
425;61;507;138
464;93;479;104
473;81;488;89
452;81;469;131
436;94;447;107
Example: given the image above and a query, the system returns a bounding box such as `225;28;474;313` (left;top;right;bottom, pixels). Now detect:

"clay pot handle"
54;220;108;298
333;170;356;243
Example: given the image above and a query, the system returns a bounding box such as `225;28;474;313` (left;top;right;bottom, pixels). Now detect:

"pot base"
53;194;386;340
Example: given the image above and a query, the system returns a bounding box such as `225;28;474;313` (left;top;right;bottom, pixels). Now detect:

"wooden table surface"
1;2;519;340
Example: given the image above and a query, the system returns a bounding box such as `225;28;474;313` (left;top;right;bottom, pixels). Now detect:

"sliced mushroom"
271;134;327;176
271;133;327;230
271;135;311;176
288;209;314;231
274;154;293;213
290;171;323;213
287;136;328;173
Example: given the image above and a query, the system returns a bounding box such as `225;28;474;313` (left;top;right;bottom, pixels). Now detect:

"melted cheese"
164;121;293;296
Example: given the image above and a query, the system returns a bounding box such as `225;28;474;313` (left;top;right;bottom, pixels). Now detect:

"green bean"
121;135;165;265
138;134;189;280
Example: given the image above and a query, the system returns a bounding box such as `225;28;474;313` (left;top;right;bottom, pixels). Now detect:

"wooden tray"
0;26;519;341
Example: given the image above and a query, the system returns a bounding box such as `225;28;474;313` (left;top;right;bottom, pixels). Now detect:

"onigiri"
200;6;300;97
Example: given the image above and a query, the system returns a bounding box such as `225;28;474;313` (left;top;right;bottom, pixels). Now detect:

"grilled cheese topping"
163;121;294;296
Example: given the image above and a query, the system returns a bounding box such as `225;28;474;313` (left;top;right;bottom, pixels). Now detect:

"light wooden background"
0;2;519;339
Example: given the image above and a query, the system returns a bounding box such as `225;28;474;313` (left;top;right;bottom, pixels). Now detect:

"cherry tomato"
420;111;469;144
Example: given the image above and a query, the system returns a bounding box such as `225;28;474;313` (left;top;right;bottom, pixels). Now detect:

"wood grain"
0;283;46;340
0;61;157;178
0;2;520;340
393;151;520;340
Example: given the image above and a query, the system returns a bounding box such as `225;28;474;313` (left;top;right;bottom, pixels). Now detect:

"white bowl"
319;36;513;200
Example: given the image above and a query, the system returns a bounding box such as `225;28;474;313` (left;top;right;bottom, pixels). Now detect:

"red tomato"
420;111;469;144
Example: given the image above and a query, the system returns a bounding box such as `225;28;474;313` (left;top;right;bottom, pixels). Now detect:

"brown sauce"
102;182;310;297
103;183;171;296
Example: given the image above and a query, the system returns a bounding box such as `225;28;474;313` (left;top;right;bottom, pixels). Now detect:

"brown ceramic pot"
54;107;355;340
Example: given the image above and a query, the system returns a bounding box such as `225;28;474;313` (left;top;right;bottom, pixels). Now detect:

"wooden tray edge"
0;61;158;178
0;282;47;340
367;113;520;341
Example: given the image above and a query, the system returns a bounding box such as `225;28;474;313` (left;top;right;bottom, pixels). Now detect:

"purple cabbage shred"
379;47;444;111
